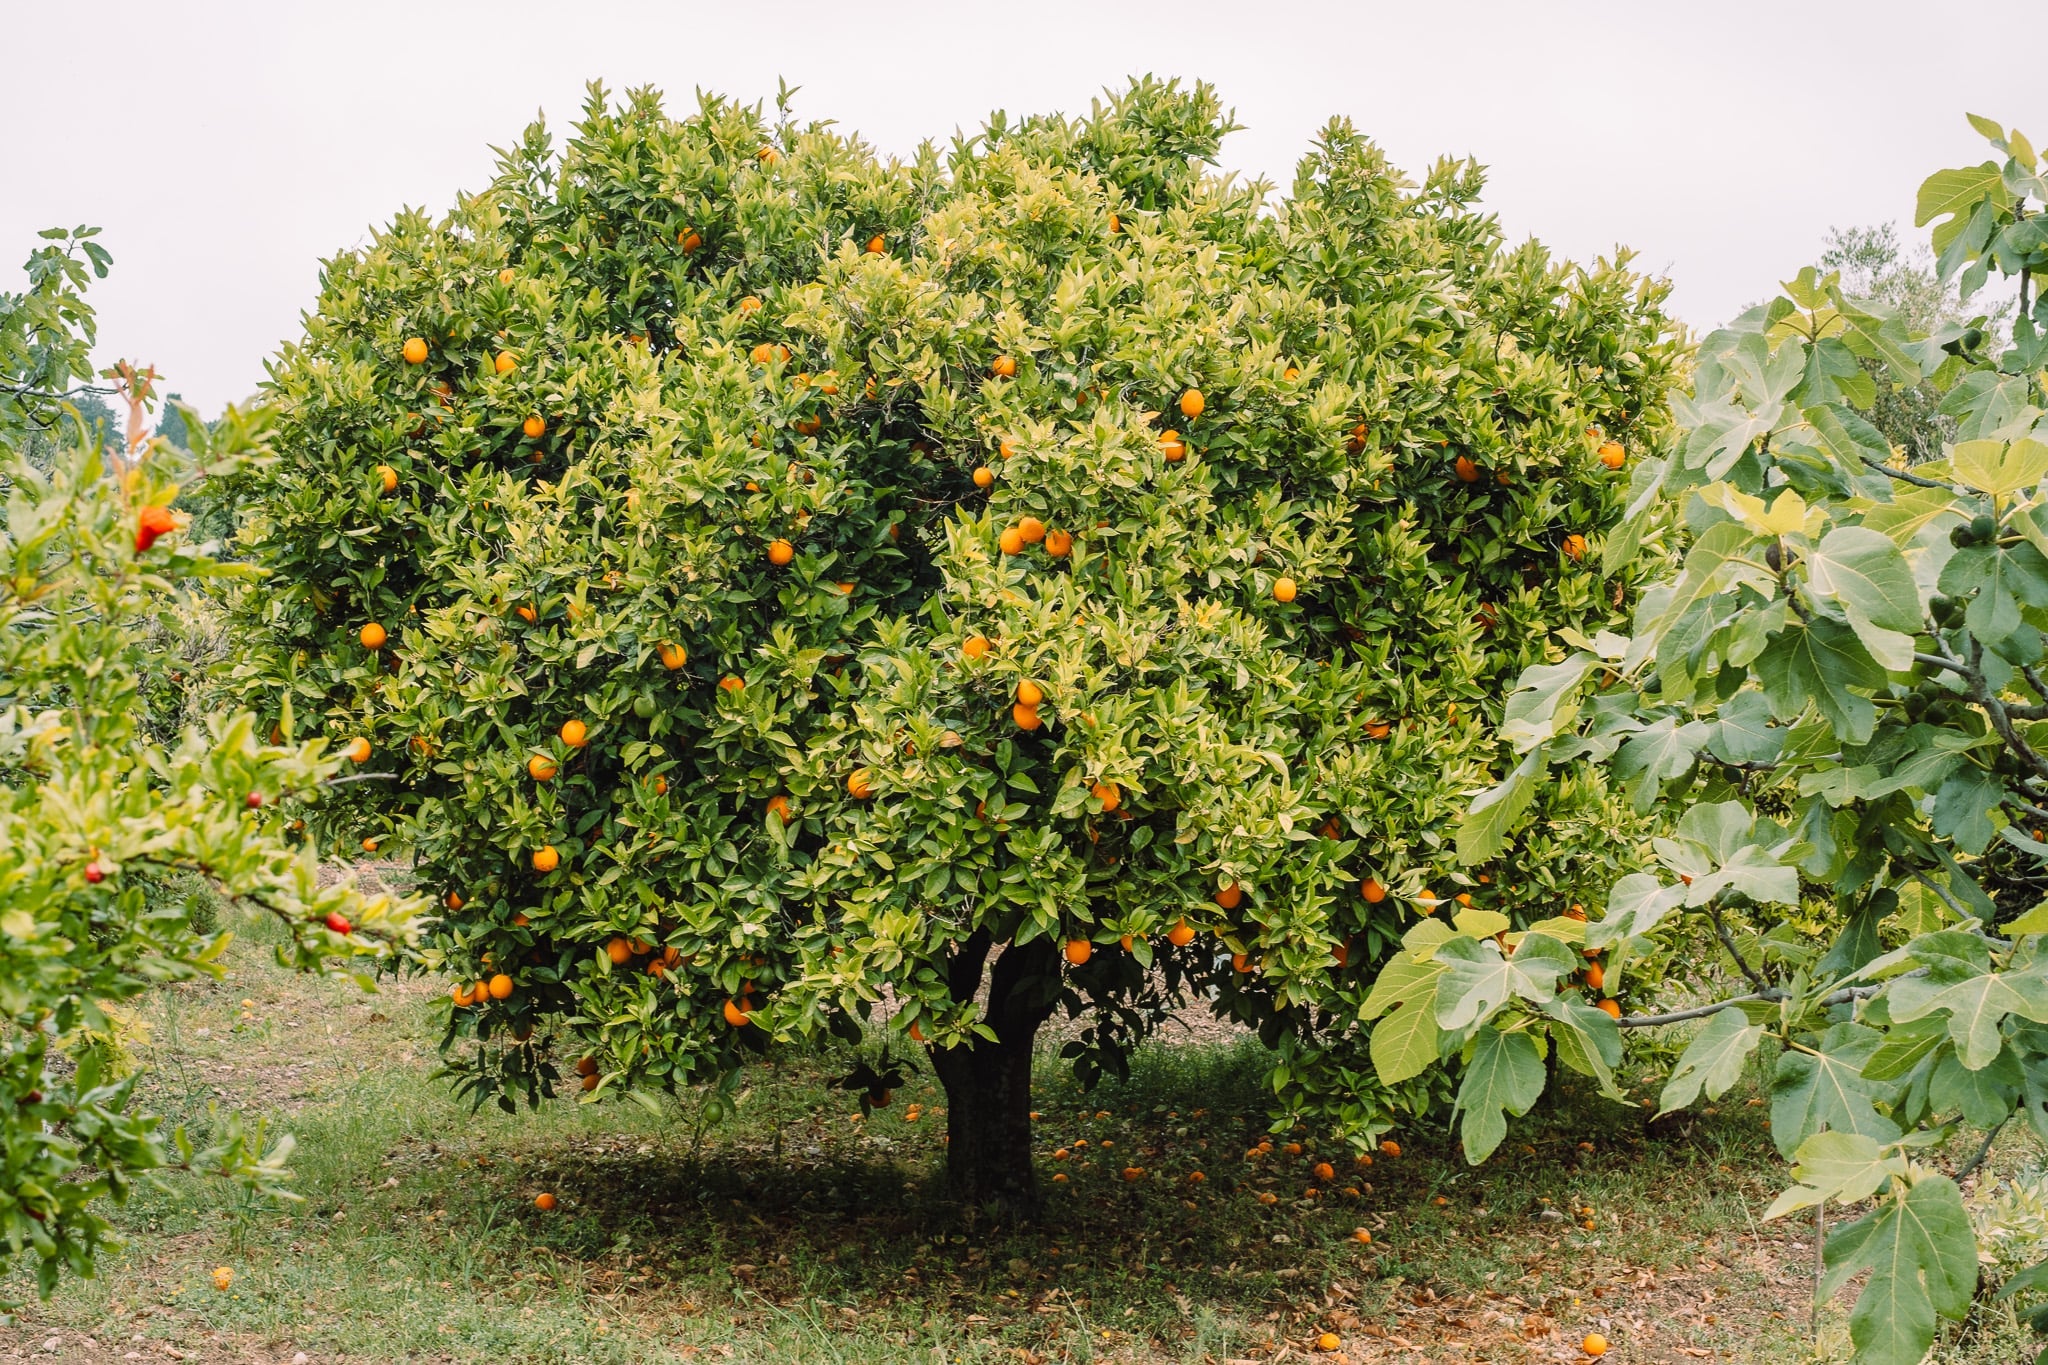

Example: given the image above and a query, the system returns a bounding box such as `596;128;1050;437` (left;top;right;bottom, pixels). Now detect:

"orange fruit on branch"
1064;938;1093;966
1178;388;1204;419
522;415;546;439
1017;516;1045;545
559;718;588;748
1214;883;1243;910
1272;577;1297;603
343;737;371;763
1044;528;1072;557
531;845;559;873
527;754;558;781
359;622;387;649
658;642;687;670
1167;920;1196;947
401;337;428;364
767;538;795;565
1598;440;1626;469
991;354;1016;378
998;526;1024;555
494;350;517;374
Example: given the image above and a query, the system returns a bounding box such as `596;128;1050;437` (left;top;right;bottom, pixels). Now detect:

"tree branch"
1860;453;1954;490
1705;899;1770;992
1612;984;1881;1030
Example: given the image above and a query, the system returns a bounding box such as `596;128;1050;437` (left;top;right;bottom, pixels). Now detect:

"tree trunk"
927;932;1058;1213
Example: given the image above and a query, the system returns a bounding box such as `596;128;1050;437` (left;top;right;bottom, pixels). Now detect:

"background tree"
1429;116;2048;1364
0;232;422;1301
231;79;1682;1207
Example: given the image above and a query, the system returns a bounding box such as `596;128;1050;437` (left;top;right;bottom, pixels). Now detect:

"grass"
1;905;2040;1364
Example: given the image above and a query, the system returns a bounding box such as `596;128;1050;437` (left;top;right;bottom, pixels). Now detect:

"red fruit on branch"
83;862;105;884
324;912;352;935
135;505;176;553
246;792;264;809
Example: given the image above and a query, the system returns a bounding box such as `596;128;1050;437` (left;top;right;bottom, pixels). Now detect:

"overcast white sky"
6;0;2042;415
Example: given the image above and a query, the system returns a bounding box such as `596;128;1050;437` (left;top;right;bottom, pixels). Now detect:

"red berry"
246;792;264;809
21;1091;41;1105
324;912;352;935
84;862;105;884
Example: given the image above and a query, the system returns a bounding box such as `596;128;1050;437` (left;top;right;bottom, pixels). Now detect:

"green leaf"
1765;1131;1908;1219
1705;689;1783;766
1457;750;1541;865
1588;872;1686;948
1543;997;1625;1098
1886;967;2048;1070
1359;953;1443;1023
1805;526;1923;669
1657;1008;1768;1117
1498;656;1596;754
1434;935;1575;1032
1770;1022;1901;1158
1369;994;1441;1086
1916;161;2003;243
1952;438;2048;496
1819;1175;1976;1365
1452;1026;1545;1164
1754;617;1885;744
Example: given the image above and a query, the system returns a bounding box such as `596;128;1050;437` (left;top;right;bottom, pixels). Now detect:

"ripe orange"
1272;576;1298;604
487;973;514;1000
1596;998;1622;1019
963;634;990;660
1351;1227;1372;1244
1598;440;1626;469
1013;702;1041;731
445;891;463;910
1214;883;1243;910
1584;961;1605;991
766;538;795;566
498;268;516;286
865;234;886;254
847;768;874;799
998;527;1025;555
375;464;398;493
991;354;1017;378
1332;940;1350;968
723;998;752;1027
1064;938;1093;966
1582;1334;1609;1357
1016;680;1044;707
451;983;476;1007
999;438;1018;459
1313;1161;1335;1182
516;604;537;623
1167;920;1196;947
1091;781;1120;812
1361;878;1387;903
1179;388;1205;419
1121;1166;1144;1182
579;1073;599;1091
658;642;687;670
534;1192;557;1210
766;794;791;822
719;675;744;693
1379;1139;1401;1158
1366;720;1392;740
343;737;371;763
1316;1333;1340;1353
678;228;704;251
1563;533;1587;561
1017;516;1046;545
1159;429;1186;461
523;415;546;439
527;754;558;781
1045;528;1073;557
1454;455;1480;482
560;718;588;748
495;350;517;374
401;337;428;364
909;1020;925;1043
359;622;387;649
605;938;632;965
531;845;559;873
1119;933;1136;951
972;466;994;488
1231;952;1254;973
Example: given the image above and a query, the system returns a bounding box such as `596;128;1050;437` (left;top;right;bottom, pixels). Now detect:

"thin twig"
1911;869;1971;921
1953;1118;2006;1184
1613;984;1882;1030
1706;899;1770;992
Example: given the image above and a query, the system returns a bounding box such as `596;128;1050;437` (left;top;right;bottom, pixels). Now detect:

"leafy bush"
1434;115;2048;1363
231;78;1682;1203
0;232;423;1301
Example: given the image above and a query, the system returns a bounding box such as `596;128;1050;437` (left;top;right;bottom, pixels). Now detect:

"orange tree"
229;79;1682;1206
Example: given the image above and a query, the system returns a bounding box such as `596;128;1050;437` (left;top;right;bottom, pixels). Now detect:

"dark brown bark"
928;933;1059;1212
